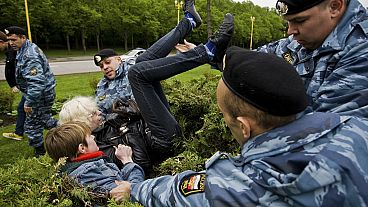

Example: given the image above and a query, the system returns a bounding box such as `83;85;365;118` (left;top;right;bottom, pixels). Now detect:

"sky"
235;0;368;9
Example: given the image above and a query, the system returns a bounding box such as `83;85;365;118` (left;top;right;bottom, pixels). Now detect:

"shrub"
0;88;15;114
0;156;141;207
0;73;239;206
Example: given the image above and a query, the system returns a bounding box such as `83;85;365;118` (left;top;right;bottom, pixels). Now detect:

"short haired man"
257;0;368;118
93;48;134;116
5;26;58;157
113;47;368;206
0;31;26;141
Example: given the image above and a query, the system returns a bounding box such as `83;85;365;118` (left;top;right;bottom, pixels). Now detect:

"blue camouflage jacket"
61;155;144;193
95;58;135;115
131;112;368;207
15;40;56;108
257;0;368;118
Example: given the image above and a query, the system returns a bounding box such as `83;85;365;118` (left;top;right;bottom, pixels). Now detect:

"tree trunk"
131;34;134;49
66;34;71;54
96;33;100;51
81;31;86;54
207;0;212;38
124;31;128;51
46;37;49;50
75;35;79;50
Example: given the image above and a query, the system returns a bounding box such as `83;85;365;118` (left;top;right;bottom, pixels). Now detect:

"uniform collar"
16;39;31;60
241;112;344;163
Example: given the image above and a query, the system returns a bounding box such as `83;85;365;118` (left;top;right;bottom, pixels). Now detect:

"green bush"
0;88;15;114
0;73;239;206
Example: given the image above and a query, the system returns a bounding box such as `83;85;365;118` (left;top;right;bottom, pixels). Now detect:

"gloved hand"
112;98;141;118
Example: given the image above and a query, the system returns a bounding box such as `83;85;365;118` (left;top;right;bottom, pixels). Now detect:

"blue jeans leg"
136;18;192;63
15;95;26;136
128;45;209;151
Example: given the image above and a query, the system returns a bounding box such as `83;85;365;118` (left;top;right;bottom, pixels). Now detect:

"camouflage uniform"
16;39;58;147
95;58;135;115
257;0;368;118
131;112;368;206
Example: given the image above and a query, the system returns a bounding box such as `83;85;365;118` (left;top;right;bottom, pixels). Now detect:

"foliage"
0;88;15;114
156;151;206;176
0;70;238;206
0;0;284;51
0;156;140;207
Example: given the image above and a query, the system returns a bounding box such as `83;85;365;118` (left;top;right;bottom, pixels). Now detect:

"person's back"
257;0;368;118
127;47;368;207
204;112;368;206
15;39;56;100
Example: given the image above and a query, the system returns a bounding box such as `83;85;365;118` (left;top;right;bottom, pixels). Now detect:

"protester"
58;0;208;173
45;121;144;194
0;31;26;141
257;0;368;118
5;26;58;157
58;96;152;173
115;46;368;206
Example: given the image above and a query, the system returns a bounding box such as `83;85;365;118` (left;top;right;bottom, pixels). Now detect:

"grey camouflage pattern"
95;58;135;115
257;0;368;118
15;39;57;147
131;112;368;206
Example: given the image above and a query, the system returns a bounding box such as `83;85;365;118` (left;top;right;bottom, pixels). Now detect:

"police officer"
5;26;58;157
111;47;368;206
256;0;368;118
93;48;134;116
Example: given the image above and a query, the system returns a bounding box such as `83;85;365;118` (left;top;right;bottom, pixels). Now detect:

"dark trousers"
128;18;210;152
15;95;26;136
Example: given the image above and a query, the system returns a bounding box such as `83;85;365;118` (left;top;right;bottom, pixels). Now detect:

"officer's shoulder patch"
282;52;294;64
30;68;37;76
179;173;205;197
98;95;106;101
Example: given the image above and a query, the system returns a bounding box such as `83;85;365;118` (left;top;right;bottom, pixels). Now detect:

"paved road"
0;57;98;81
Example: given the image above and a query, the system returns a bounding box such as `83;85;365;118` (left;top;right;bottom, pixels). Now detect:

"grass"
0;64;220;168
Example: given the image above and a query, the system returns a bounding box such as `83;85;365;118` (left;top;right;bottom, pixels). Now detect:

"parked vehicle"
120;48;146;62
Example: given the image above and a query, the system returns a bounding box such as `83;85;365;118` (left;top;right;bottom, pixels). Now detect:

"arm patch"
179;173;205;196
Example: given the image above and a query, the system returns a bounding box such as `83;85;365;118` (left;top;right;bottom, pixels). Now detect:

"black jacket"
92;115;152;174
4;46;17;88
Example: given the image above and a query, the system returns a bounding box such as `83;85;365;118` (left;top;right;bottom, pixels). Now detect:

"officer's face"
284;0;344;50
99;56;121;80
83;134;99;153
7;34;26;51
216;80;247;146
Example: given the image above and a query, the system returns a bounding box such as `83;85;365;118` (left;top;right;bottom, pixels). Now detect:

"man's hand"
11;86;19;93
24;106;32;114
114;144;133;164
175;39;197;53
110;180;131;203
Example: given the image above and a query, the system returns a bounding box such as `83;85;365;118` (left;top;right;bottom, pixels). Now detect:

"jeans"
15;95;26;136
128;18;210;152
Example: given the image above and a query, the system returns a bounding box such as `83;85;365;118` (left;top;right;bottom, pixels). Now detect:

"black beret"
94;49;118;66
276;0;326;15
222;46;307;116
4;26;26;36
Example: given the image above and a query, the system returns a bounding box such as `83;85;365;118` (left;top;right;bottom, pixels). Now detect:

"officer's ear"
329;0;345;18
236;116;251;144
